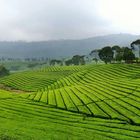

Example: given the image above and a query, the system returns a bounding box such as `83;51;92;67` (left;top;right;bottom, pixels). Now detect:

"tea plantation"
0;64;140;140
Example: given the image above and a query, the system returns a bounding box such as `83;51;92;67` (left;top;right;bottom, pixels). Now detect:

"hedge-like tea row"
27;64;140;124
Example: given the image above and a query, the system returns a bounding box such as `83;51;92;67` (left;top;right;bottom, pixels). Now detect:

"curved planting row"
0;92;140;140
0;66;85;91
38;65;88;72
26;64;140;125
1;64;140;124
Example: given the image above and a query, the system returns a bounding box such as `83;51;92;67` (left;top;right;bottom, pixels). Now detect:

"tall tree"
99;46;114;64
50;59;63;66
123;47;135;63
112;45;121;62
131;39;140;58
89;49;99;64
72;55;81;65
65;59;73;66
0;65;9;77
72;55;85;65
65;55;85;66
115;49;124;62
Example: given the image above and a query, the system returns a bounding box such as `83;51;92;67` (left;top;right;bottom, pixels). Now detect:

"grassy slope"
0;64;140;139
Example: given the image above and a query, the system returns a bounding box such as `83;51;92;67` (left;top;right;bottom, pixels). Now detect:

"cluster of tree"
98;46;135;64
98;46;114;64
89;49;99;64
65;55;85;66
0;65;9;77
90;39;140;64
49;59;63;66
2;39;140;67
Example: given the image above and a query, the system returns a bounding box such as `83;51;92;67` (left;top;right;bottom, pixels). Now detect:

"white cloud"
0;0;139;41
98;0;140;34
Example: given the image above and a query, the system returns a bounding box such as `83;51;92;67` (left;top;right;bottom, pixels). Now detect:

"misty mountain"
0;34;139;59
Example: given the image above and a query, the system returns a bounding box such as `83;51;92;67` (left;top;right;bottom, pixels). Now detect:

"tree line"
65;39;140;65
90;39;140;64
48;39;140;66
1;39;140;69
93;46;135;64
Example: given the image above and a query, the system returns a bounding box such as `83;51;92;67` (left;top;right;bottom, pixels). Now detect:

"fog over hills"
0;34;139;59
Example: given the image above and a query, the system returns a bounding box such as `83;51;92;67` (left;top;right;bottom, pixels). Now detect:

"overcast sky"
0;0;140;41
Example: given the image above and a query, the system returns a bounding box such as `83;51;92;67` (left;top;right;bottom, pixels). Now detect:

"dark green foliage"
0;65;9;77
112;46;123;62
98;45;135;63
72;55;85;65
65;59;73;66
115;53;123;62
71;55;80;65
90;49;99;64
123;47;135;63
50;59;63;66
112;45;121;53
99;46;114;64
65;55;85;66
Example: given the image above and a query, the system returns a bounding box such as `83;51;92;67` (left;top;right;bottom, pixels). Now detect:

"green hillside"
0;64;140;139
0;66;85;91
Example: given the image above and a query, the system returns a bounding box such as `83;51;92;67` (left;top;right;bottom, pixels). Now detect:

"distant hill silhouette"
0;33;139;58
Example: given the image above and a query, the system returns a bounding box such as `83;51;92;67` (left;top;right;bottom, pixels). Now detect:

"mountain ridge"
0;33;139;58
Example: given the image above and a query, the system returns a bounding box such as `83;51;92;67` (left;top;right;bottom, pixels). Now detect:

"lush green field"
0;64;140;139
0;66;85;91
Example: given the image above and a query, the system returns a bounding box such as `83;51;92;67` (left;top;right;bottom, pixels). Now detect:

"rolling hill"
0;64;140;139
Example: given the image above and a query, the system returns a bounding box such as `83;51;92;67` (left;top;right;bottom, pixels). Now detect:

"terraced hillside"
0;64;140;139
0;66;85;91
0;90;140;140
20;64;140;125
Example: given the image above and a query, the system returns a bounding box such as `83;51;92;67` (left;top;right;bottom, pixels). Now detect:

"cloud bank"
0;0;139;41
